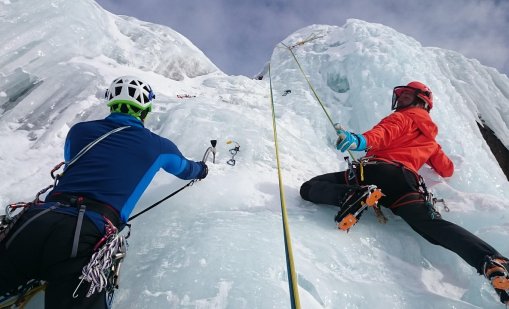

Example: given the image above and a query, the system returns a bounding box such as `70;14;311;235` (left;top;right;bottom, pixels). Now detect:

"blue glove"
336;130;367;152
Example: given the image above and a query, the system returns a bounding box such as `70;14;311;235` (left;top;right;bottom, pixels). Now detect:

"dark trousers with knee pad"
300;162;503;273
0;205;107;309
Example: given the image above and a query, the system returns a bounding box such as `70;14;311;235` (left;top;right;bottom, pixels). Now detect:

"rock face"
478;122;509;181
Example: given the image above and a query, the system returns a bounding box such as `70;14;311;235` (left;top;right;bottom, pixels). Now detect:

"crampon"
335;185;383;231
483;256;509;305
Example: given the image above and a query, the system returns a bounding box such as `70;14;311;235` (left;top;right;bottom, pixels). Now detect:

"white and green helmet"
105;76;155;120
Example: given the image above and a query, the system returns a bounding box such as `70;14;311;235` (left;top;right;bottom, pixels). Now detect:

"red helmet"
392;81;433;111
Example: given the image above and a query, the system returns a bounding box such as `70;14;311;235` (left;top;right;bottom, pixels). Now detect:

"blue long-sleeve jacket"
47;113;205;230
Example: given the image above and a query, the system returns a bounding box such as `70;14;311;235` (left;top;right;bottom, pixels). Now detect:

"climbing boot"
483;256;509;304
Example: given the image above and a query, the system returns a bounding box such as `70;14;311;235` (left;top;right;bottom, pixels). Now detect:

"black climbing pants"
300;162;502;273
0;204;107;309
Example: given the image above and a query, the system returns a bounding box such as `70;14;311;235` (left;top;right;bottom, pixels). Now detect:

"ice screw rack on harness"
417;176;449;219
73;217;129;307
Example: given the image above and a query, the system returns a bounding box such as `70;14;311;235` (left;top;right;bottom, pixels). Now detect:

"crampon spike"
365;189;383;206
492;276;509;290
338;214;357;231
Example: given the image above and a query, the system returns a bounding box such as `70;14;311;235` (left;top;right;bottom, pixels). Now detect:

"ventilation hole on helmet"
129;80;138;86
128;87;136;98
142;93;149;103
141;109;149;120
131;106;141;113
109;93;113;100
115;86;122;96
135;95;142;103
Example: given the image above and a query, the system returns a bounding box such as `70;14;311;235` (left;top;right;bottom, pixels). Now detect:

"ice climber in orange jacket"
300;81;509;305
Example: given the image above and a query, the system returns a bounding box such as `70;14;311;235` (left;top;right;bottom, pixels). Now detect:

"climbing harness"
0;125;130;306
226;140;240;166
268;64;301;309
3;126;131;251
353;157;449;220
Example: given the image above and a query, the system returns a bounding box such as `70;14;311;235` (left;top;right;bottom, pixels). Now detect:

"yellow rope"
268;64;301;309
282;42;335;128
282;42;356;160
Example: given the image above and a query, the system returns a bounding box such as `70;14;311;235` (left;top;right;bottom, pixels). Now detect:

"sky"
95;0;509;78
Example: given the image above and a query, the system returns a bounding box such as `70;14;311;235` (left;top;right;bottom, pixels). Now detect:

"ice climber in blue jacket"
0;76;208;308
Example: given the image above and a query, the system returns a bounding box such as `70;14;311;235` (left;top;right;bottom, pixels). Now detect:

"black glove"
197;161;208;180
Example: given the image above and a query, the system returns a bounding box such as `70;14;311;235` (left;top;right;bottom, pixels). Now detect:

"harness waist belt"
46;193;121;228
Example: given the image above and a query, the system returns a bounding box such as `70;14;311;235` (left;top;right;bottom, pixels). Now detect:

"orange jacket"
362;107;454;177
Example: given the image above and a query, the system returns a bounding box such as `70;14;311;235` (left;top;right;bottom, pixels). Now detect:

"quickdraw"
418;176;449;219
0;202;36;244
0;178;60;244
226;140;240;166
